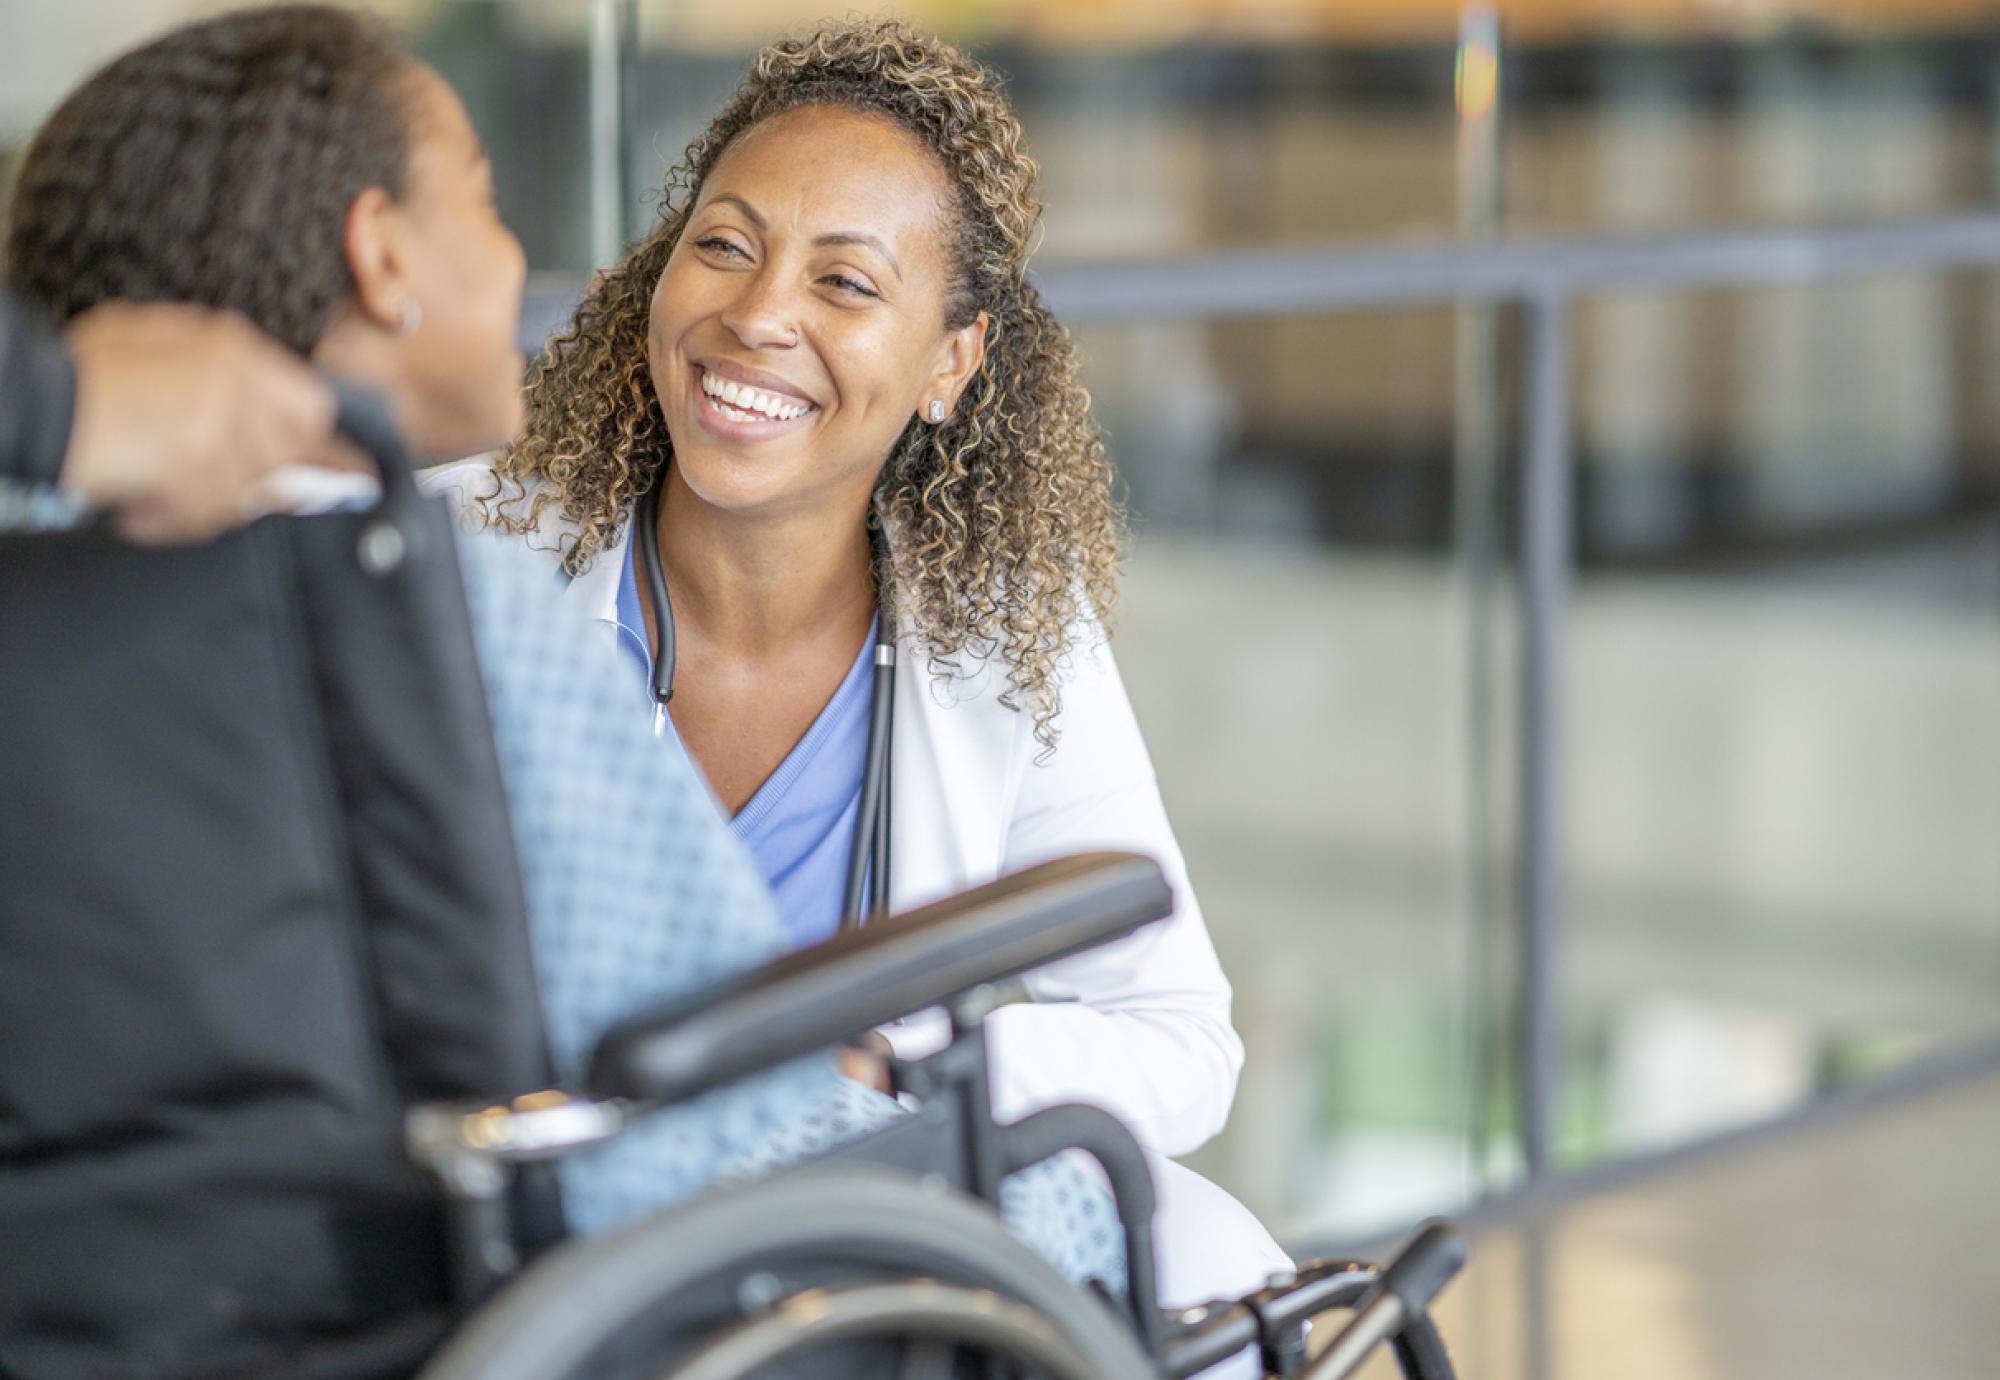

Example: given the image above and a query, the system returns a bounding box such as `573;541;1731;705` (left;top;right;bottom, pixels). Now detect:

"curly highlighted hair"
483;18;1122;751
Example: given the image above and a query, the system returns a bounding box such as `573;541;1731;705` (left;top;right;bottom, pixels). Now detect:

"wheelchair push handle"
1298;1222;1466;1380
328;376;426;577
1378;1221;1467;1319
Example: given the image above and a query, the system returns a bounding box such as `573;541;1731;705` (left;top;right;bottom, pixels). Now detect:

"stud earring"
928;400;946;423
398;301;423;337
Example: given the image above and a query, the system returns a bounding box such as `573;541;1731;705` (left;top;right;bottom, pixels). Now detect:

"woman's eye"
824;273;880;299
696;236;745;259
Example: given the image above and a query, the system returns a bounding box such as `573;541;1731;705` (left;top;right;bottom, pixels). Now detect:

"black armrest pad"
585;851;1171;1104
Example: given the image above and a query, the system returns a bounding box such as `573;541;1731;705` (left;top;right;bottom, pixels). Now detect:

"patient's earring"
927;399;946;423
398;301;423;337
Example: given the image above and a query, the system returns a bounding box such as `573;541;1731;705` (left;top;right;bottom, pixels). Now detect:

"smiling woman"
421;19;1290;1344
468;24;1108;757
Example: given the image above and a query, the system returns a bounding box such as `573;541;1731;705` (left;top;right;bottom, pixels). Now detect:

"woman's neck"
652;468;875;660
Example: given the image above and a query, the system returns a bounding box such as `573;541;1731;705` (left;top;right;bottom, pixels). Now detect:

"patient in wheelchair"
1;6;1286;1366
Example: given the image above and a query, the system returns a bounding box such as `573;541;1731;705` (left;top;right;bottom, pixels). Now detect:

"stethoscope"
637;480;896;930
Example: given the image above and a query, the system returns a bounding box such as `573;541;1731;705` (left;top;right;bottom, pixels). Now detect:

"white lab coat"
421;459;1289;1342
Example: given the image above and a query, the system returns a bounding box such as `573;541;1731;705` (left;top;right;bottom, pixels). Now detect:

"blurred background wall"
5;4;1997;1360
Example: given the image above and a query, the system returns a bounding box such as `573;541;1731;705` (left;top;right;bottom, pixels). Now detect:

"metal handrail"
1032;212;2000;319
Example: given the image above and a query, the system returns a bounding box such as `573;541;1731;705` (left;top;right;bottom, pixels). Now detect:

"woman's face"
325;65;527;458
647;106;986;520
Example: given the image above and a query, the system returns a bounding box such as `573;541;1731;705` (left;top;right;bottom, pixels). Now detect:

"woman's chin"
670;460;798;515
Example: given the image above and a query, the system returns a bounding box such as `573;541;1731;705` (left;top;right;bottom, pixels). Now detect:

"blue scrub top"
614;542;873;950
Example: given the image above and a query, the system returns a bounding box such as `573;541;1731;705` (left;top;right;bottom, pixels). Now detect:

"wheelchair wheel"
416;1163;1160;1380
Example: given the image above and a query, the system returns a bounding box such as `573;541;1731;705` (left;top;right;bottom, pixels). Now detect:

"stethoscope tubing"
638;480;678;710
638;478;895;931
845;636;896;926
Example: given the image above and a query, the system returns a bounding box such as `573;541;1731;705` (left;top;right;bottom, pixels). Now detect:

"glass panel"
13;6;2000;251
622;4;1469;263
1555;275;2000;1168
1503;31;2000;236
1075;313;1494;1241
9;0;2000;1246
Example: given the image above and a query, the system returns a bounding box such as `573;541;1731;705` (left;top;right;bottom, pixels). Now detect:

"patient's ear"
340;184;414;334
314;185;422;432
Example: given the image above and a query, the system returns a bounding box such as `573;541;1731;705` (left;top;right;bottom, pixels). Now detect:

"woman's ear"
340;184;415;334
923;309;989;422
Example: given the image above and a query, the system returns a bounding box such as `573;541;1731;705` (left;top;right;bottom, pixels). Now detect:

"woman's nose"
719;269;800;350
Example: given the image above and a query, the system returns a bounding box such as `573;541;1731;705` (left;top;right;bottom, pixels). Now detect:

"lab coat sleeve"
880;634;1245;1159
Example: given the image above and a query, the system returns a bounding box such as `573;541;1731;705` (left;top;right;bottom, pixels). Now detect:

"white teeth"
701;369;813;423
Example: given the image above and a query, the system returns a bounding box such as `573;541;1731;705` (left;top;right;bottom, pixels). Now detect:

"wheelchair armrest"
584;851;1171;1104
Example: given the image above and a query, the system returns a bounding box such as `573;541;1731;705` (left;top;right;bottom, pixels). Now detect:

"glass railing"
6;0;1997;1256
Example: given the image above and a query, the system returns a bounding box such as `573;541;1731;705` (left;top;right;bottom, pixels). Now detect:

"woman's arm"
880;635;1245;1159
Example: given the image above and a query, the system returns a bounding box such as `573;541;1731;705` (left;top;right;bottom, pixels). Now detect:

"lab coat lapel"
887;644;1009;911
561;517;627;627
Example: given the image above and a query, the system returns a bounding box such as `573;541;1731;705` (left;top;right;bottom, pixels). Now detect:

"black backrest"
0;481;551;1378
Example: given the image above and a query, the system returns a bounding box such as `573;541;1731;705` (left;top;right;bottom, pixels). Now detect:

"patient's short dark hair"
3;4;415;354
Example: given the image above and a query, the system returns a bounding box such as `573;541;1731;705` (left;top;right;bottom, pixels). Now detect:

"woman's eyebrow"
702;194;900;281
813;231;901;281
706;193;766;229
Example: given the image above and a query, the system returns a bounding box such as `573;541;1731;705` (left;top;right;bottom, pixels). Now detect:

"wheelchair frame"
403;852;1465;1380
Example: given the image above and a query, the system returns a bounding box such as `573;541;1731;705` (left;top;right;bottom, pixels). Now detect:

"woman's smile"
690;360;820;443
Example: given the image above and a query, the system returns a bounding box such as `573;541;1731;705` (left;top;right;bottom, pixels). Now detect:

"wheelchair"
0;388;1464;1380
